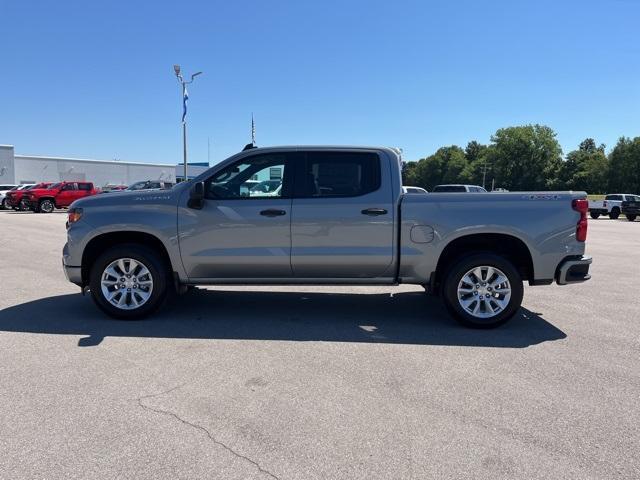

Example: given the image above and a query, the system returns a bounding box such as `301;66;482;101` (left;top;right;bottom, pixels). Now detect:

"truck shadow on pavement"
0;289;566;348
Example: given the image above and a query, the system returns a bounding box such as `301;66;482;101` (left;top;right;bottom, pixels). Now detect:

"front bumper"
622;207;640;215
556;255;592;285
62;243;83;286
62;260;83;286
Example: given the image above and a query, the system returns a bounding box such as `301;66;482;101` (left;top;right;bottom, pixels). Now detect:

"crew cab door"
290;150;395;278
55;183;77;207
178;152;298;279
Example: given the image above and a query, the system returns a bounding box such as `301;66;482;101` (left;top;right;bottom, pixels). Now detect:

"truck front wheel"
627;215;637;222
89;245;169;320
442;253;523;328
39;199;55;213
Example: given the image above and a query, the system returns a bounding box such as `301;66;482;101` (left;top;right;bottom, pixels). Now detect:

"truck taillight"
572;199;588;242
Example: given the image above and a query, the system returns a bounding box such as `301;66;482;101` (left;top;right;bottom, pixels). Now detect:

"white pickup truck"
588;193;640;219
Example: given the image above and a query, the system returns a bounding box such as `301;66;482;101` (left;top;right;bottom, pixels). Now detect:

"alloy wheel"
456;265;512;319
100;258;154;310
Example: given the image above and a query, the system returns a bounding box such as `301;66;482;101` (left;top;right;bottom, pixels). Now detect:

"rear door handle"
260;209;287;217
361;208;388;216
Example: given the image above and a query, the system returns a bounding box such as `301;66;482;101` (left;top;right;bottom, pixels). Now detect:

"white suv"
0;184;18;209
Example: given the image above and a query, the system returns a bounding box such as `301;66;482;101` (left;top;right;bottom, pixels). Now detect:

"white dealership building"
0;144;210;186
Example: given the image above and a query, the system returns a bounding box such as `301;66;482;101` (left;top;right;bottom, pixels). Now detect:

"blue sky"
1;0;638;164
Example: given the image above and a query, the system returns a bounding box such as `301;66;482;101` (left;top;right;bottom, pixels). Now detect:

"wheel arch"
81;231;174;286
433;233;534;291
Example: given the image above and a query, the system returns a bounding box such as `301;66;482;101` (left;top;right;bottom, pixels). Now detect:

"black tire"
89;244;169;320
39;199;54;213
609;208;620;220
1;198;6;210
18;199;29;211
442;253;524;328
627;215;637;222
589;211;600;219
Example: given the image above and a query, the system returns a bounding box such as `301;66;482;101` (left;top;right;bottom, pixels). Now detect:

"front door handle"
260;209;287;217
361;208;388;216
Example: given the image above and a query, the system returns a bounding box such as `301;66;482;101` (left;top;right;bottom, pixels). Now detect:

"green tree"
410;145;469;189
462;141;489;186
559;138;609;194
608;137;640;193
401;161;419;186
486;125;563;190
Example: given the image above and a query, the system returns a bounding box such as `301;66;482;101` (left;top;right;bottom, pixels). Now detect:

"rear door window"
294;151;381;198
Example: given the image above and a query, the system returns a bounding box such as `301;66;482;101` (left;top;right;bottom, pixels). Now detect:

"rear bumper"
589;208;608;215
556;255;592;285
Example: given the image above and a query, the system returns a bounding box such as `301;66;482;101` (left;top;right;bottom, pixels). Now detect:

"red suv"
24;181;98;213
5;183;52;210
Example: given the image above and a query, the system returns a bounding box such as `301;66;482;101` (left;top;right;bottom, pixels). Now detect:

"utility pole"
173;65;203;182
482;157;487;189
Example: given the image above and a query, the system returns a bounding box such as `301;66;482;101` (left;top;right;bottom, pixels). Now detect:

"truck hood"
27;188;59;195
71;187;183;209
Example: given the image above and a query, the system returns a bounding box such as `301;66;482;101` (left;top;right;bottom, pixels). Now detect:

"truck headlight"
67;207;83;228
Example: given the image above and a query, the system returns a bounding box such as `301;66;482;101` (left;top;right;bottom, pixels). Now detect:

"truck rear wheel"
89;245;169;320
442;253;523;328
609;208;620;220
627;215;637;222
589;211;600;219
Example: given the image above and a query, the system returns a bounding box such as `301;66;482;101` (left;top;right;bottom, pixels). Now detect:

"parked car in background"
588;194;639;219
0;184;18;209
402;186;428;194
250;180;282;196
5;183;49;210
125;180;174;192
100;184;128;193
63;145;591;328
621;196;640;222
433;184;487;193
23;181;97;213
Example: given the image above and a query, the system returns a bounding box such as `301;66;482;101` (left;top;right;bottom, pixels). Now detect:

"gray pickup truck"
63;146;592;328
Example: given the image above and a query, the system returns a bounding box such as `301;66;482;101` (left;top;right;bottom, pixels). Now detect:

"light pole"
173;65;202;182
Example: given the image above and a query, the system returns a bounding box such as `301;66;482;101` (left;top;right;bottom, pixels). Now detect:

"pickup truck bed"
63;146;592;328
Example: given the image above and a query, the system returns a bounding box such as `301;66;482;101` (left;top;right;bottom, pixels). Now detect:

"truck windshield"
48;183;62;189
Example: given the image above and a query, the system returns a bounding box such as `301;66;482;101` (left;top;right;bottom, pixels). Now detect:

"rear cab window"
433;185;466;192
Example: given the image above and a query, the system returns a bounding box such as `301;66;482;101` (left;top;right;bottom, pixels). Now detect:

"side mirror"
188;182;205;209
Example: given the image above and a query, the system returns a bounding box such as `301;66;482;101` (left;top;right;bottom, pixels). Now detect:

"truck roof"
238;145;399;155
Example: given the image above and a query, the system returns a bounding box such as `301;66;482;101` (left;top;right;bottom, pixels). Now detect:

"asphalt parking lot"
1;211;638;480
